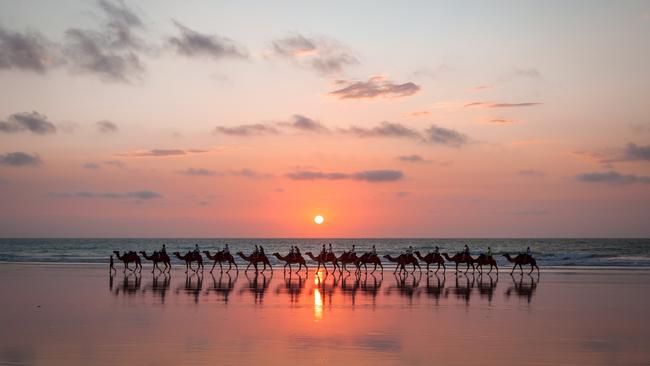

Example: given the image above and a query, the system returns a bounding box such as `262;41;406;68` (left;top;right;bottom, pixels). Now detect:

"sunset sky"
1;0;649;237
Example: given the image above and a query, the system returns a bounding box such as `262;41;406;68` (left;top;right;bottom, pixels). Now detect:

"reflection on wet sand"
108;269;538;305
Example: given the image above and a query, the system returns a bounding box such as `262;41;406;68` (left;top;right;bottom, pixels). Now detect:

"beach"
1;263;649;365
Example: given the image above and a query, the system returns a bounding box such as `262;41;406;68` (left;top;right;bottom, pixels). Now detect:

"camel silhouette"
337;251;360;273
113;250;142;272
503;253;539;274
383;254;420;274
356;252;383;274
173;251;204;273
273;252;308;274
237;251;272;272
205;272;237;304
139;251;170;273
442;252;475;273
305;252;340;274
414;251;445;273
506;273;538;303
203;250;238;273
474;254;498;273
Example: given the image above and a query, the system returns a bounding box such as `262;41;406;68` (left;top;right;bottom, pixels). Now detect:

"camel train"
111;245;538;275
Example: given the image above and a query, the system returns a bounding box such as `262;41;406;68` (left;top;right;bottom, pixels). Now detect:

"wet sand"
1;264;649;365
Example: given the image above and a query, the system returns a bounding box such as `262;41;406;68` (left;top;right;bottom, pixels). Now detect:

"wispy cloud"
63;0;148;83
119;148;208;157
169;20;247;60
229;168;273;179
483;118;517;124
0;111;56;134
329;76;420;100
271;33;357;76
576;171;650;185
424;125;469;147
213;123;279;136
286;169;403;182
397;155;425;163
82;162;101;170
279;114;329;133
514;67;542;79
340;122;421;139
518;169;545;177
49;189;162;200
469;85;492;92
181;168;220;177
0;26;61;73
96;120;119;134
0;152;42;167
464;102;542;108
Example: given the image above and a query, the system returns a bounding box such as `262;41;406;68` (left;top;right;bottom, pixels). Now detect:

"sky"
0;0;649;237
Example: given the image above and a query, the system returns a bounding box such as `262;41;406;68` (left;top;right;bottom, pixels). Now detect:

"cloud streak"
49;190;162;200
0;111;56;134
286;169;403;182
119;148;208;157
169;20;247;60
0;26;60;73
576;171;650;185
271;33;357;76
329;76;420;100
96;120;119;134
0;152;42;167
213;123;279;136
464;102;542;108
341;122;420;139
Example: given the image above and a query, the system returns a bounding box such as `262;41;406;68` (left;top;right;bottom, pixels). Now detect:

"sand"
0;263;649;365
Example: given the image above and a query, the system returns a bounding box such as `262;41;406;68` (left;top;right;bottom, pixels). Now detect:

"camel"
414;251;446;273
503;253;539;274
356;252;383;274
337;251;360;273
203;250;238;273
442;252;475;273
113;250;142;272
139;251;170;273
272;252;308;274
305;252;340;274
237;251;272;272
474;254;498;273
173;251;204;273
383;254;420;274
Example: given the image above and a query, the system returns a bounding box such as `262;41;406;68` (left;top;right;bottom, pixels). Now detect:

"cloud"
621;143;650;162
0;26;61;73
410;111;431;117
0;111;56;134
181;168;220;177
280;114;329;133
168;20;248;60
271;33;357;76
397;155;425;163
329;76;420;100
119;148;208;157
576;171;650;185
104;160;126;168
469;85;492;92
230;168;273;179
424;125;469;147
286;169;403;182
464;102;542;108
485;118;517;124
514;67;541;78
50;189;162;200
82;162;101;170
396;191;410;197
518;169;545;177
96;120;119;134
578;143;650;165
0;152;42;167
63;0;147;82
341;121;421;139
213;123;279;136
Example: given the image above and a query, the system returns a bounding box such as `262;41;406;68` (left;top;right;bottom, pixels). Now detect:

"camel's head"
202;251;210;255
305;251;313;256
272;252;280;256
383;254;391;260
236;251;244;255
113;250;120;254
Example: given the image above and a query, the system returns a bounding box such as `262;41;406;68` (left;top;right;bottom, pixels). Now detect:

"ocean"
0;238;649;268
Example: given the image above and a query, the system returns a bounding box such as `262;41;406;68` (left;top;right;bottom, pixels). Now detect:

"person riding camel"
406;245;413;258
371;245;376;255
350;244;356;256
434;246;440;255
259;245;266;256
295;246;301;257
328;243;333;255
463;245;470;259
161;244;167;255
487;246;492;258
526;246;532;258
321;244;327;256
223;243;229;254
193;244;200;255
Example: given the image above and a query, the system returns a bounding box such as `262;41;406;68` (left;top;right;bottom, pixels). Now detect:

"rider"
350;244;356;255
463;245;470;255
161;244;167;255
406;245;413;257
371;245;376;255
526;246;532;257
434;246;440;255
254;245;259;254
487;246;492;258
259;245;266;255
328;243;333;255
295;246;301;256
223;243;230;254
193;244;200;255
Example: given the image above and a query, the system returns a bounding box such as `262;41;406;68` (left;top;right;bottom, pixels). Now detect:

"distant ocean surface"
1;238;649;268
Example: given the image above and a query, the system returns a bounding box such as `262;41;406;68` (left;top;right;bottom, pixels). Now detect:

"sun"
314;215;325;225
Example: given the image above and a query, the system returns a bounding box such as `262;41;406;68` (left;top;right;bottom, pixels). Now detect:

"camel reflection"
340;272;361;305
112;272;141;296
276;271;307;303
240;271;271;304
505;273;539;304
359;272;383;305
424;273;447;304
176;272;203;304
476;273;498;303
206;271;238;304
142;272;171;304
388;272;421;304
447;273;474;304
312;270;339;310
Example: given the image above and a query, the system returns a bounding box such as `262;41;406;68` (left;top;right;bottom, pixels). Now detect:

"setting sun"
314;215;324;225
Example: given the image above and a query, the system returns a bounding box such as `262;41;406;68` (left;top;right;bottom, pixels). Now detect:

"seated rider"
223;243;229;254
434;246;440;255
259;245;266;255
463;245;470;258
328;243;333;255
290;246;295;256
295;246;301;256
487;246;492;258
161;244;167;255
371;245;376;255
526;246;532;257
193;244;200;255
350;244;356;255
406;245;413;257
321;244;326;256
